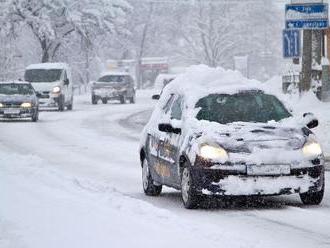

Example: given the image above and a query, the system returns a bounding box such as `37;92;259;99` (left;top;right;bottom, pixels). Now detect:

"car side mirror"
152;94;160;100
158;123;181;134
303;112;319;129
64;79;69;85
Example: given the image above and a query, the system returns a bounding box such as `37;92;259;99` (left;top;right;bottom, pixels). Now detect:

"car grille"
2;102;22;108
38;91;50;99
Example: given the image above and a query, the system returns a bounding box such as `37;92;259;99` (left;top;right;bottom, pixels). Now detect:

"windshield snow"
97;75;126;83
0;83;34;95
24;69;62;83
195;92;291;124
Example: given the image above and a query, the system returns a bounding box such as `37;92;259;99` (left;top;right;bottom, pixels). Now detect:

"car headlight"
199;144;229;161
302;141;322;158
53;86;61;93
0;103;3;108
21;102;32;108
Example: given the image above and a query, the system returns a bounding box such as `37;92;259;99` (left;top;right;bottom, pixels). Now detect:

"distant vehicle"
24;63;74;111
152;74;177;100
140;81;324;209
0;81;39;122
91;72;136;104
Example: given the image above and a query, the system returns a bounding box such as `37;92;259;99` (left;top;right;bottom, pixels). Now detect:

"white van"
24;63;74;111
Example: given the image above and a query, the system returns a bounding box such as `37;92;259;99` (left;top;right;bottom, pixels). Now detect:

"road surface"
1;91;330;248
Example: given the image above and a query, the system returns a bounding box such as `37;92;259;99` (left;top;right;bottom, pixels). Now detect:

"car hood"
31;82;59;92
0;94;35;103
190;120;308;164
93;82;128;89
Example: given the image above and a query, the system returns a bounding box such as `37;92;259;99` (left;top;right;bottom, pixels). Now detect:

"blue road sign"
285;3;328;30
283;29;301;58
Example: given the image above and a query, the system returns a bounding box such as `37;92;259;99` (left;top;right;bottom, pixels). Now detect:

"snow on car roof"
161;65;262;107
26;63;69;70
154;73;177;89
0;80;31;85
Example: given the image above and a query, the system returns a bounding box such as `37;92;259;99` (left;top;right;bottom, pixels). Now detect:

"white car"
24;63;74;111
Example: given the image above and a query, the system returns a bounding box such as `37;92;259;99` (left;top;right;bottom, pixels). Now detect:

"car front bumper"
0;107;37;119
38;94;62;109
93;88;126;99
192;159;325;196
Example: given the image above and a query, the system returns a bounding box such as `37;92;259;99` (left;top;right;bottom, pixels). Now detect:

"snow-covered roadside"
0;146;253;248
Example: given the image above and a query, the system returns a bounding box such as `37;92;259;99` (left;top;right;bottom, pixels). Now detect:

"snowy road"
1;91;330;248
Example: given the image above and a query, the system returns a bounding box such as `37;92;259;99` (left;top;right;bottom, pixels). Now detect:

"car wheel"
102;98;108;104
181;166;200;209
67;97;73;110
92;95;98;105
142;157;162;196
120;95;126;104
32;110;39;122
300;182;324;205
129;94;136;104
58;95;65;111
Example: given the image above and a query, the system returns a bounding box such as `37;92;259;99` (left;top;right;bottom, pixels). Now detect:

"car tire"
102;98;108;104
58;95;65;111
67;97;73;110
300;181;324;205
120;95;126;104
181;166;200;209
142;157;162;196
92;95;98;105
32;110;39;122
129;94;136;104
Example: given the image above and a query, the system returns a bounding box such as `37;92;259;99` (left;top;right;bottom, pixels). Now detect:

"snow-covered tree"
6;0;130;63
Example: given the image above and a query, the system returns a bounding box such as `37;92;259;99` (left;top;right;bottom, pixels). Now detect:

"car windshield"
0;84;35;95
196;92;291;124
24;69;62;83
97;75;126;83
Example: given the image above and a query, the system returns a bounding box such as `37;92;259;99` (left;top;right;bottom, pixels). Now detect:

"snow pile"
204;174;317;196
161;64;261;108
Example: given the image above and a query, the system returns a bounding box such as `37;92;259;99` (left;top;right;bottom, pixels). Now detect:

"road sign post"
285;2;329;93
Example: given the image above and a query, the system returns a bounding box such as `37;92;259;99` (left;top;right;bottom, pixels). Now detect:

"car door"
158;95;183;187
147;94;175;185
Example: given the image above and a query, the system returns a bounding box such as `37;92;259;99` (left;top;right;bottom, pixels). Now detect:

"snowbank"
0;148;251;248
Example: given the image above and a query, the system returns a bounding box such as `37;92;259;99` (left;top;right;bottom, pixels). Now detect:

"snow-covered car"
0;81;39;122
139;67;325;209
91;72;136;104
24;63;74;111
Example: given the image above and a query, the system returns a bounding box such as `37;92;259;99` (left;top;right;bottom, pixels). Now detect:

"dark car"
0;81;39;122
140;83;325;209
91;72;136;104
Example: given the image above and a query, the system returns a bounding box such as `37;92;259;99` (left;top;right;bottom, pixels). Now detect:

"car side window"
162;94;175;114
170;96;183;120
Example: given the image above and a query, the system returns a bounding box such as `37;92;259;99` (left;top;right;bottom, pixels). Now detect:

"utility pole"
301;30;313;92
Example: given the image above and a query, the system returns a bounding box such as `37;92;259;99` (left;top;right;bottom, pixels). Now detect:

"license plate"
247;164;291;176
4;109;20;114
